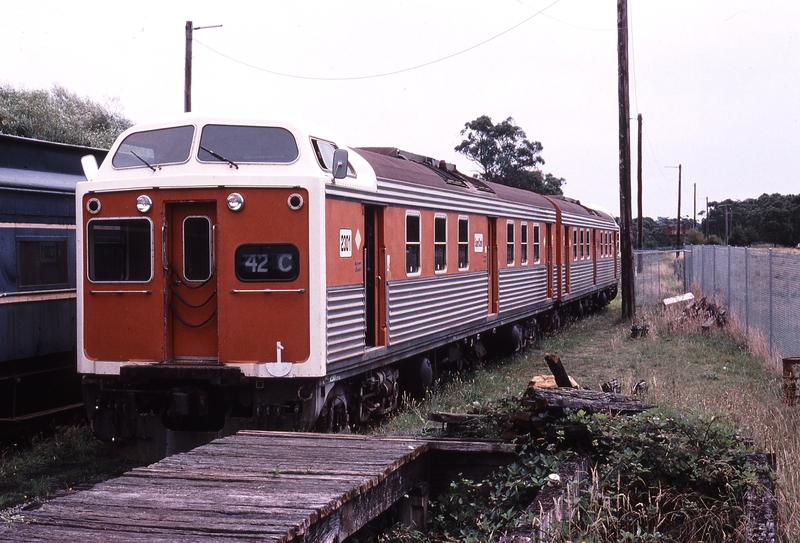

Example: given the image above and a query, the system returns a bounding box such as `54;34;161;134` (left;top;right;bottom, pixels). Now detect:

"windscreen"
112;126;195;169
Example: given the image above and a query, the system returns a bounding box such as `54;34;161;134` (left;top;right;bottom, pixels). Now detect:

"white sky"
3;0;798;220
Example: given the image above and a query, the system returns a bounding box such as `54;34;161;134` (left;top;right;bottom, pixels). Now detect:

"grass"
0;424;139;512
2;275;797;539
375;296;798;541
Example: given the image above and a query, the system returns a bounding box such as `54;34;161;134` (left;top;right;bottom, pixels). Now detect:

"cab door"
166;202;218;362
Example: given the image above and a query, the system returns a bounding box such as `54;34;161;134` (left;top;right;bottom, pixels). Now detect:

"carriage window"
235;244;299;281
573;229;578;261
434;215;447;272
112;125;194;169
533;224;541;263
506;221;514;265
311;138;355;176
16;238;69;289
199;125;298;163
406;213;421;275
183;216;212;282
580;229;585;259
88;219;152;282
520;223;528;265
458;217;469;270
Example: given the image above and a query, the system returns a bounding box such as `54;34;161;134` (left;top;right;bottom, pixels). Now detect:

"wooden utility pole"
637;114;643;250
185;21;193;113
184;21;222;113
676;164;682;255
693;182;697;230
617;0;635;320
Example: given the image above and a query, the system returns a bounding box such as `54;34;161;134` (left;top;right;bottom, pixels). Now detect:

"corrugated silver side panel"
387;272;488;345
326;285;366;362
569;261;595;293
498;266;548;312
596;258;616;285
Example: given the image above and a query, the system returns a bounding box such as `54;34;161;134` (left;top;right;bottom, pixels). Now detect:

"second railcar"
77;116;618;460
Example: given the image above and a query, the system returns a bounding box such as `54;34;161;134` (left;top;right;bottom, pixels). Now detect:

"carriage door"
365;205;386;347
166;202;218;362
488;218;499;314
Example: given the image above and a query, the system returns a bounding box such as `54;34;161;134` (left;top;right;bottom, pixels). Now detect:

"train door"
364;205;386;347
546;223;553;298
488;218;499;314
166;202;218;362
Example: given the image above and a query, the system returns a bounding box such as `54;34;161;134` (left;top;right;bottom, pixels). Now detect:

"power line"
193;0;562;82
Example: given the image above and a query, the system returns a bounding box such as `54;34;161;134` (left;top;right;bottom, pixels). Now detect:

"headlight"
227;192;244;211
136;195;153;213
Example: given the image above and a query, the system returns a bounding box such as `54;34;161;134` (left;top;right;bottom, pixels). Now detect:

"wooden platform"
2;431;514;542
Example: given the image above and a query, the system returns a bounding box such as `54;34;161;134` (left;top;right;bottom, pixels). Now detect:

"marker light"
287;193;304;210
227;192;244;211
136;195;153;213
86;198;101;214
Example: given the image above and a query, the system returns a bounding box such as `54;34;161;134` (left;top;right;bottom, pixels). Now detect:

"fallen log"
544;353;573;388
522;387;655;415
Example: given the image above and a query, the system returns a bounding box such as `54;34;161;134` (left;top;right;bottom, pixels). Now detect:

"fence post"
745;247;749;342
769;249;773;362
727;246;731;306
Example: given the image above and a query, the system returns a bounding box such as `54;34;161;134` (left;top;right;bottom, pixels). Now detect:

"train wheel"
506;323;523;354
574;300;585;320
317;385;350;433
550;309;561;332
401;356;433;399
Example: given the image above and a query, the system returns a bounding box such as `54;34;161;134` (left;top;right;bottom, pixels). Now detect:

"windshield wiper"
199;145;239;169
131;151;158;172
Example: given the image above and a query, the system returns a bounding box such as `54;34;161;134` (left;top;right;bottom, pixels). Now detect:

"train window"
434;215;447;272
16;238;69;289
405;213;421;275
183;216;212;282
458;217;469;270
235;244;299;281
506;221;514;265
311;138;355;176
580;229;585;259
533;224;541;264
199;125;298;164
112;125;194;169
520;223;528;265
87;219;153;282
573;229;578;261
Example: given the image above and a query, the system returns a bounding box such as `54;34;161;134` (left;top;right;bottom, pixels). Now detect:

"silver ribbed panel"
387;272;488;346
596;258;616;285
326;285;366;362
498;266;548;312
569;261;595;293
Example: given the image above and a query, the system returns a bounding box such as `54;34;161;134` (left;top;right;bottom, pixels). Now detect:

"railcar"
77;116;618;460
0;134;106;422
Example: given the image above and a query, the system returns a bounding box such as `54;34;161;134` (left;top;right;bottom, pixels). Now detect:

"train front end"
76;117;368;459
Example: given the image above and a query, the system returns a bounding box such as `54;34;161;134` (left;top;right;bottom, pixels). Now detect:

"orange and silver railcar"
77;116;618;460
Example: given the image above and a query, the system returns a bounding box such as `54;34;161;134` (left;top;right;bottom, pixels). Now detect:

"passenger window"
405;213;421;275
458;217;469;270
88;219;152;282
16;238;69;289
520;223;528;265
434;215;447;272
533;224;541;264
506;221;514;265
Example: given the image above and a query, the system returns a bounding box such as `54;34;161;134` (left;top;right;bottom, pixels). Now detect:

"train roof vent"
466;176;495;193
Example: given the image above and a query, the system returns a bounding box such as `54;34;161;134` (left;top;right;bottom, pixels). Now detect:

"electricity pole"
666;164;681;256
617;0;635;320
185;21;222;113
637;113;643;251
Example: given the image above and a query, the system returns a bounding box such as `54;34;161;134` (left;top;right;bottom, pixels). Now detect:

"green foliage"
556;409;763;542
455;115;564;195
0;84;133;148
702;193;800;247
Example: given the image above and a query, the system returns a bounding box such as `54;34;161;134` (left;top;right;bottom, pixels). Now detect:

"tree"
455;115;564;195
0;84;133;148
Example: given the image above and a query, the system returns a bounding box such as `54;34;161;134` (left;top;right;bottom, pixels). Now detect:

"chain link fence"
634;250;686;306
684;245;800;364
